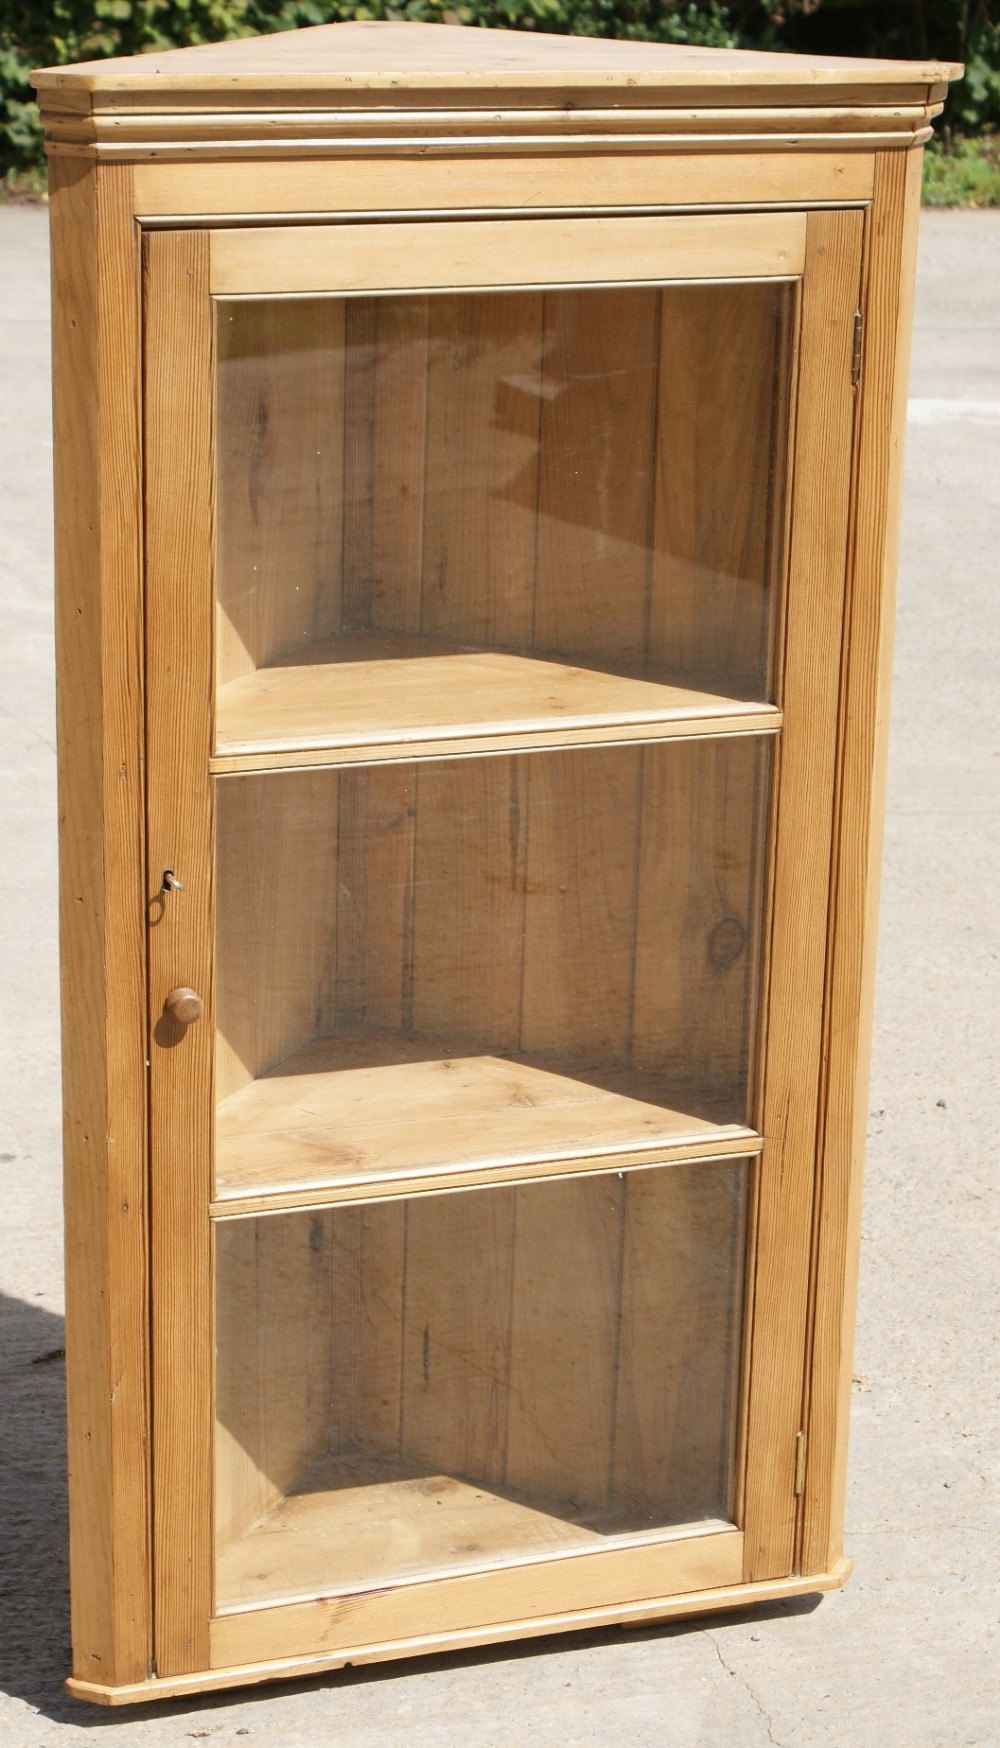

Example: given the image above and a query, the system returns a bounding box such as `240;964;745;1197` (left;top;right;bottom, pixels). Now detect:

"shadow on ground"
0;1292;72;1717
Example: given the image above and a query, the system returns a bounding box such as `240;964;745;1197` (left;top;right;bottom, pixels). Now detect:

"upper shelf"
213;635;781;773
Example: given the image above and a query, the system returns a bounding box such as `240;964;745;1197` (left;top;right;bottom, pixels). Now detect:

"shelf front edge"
211;1128;761;1217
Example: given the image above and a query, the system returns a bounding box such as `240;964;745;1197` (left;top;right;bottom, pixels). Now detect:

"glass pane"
215;1159;749;1609
214;740;770;1202
214;282;792;758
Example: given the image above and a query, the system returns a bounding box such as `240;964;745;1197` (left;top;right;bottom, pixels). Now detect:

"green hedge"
3;0;999;181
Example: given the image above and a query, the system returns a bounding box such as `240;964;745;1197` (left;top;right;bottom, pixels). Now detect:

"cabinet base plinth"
67;1558;852;1707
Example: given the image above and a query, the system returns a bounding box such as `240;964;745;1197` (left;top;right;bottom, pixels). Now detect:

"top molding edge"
32;21;963;100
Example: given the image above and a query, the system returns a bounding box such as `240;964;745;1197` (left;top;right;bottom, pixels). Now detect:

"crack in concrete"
705;1631;786;1748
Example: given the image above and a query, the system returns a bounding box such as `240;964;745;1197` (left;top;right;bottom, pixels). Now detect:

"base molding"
67;1557;853;1707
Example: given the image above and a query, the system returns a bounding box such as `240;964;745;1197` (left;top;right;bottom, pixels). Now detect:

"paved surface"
1;204;998;1746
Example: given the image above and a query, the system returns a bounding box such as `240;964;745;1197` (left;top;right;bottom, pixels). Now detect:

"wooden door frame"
142;204;863;1678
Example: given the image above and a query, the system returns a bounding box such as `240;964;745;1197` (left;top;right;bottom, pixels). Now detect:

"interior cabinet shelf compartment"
38;19;958;1708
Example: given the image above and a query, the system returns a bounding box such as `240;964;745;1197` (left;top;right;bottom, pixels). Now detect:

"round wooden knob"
164;986;204;1026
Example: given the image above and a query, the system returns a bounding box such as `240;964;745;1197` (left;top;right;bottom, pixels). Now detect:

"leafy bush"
923;128;1000;203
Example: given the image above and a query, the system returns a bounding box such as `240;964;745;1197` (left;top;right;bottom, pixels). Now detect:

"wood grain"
630;738;770;1112
67;1560;851;1706
49;155;151;1690
213;1027;755;1206
519;749;641;1066
216;298;344;684
611;1162;748;1522
649;282;791;695
420;292;541;648
143;229;216;1675
799;148;924;1577
740;208;865;1583
132;154;876;222
214;642;780;772
342;296;429;633
532;288;657;663
208;213;807;297
215;771;340;1106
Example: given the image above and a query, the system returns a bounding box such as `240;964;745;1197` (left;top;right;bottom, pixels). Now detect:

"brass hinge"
793;1430;807;1496
851;311;864;388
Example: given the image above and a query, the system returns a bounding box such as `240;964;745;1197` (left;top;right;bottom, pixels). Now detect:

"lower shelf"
215;1451;726;1611
214;1026;757;1207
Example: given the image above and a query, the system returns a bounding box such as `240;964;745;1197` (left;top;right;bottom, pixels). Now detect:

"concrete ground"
1;203;998;1747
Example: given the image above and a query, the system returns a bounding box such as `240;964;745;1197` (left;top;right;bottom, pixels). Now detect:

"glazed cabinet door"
143;206;863;1679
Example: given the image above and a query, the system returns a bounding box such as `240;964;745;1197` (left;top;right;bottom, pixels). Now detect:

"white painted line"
908;397;1000;424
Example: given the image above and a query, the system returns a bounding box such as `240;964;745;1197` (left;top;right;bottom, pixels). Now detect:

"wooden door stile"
143;230;216;1674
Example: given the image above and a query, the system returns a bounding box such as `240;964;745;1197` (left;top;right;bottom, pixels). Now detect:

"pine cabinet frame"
35;24;958;1706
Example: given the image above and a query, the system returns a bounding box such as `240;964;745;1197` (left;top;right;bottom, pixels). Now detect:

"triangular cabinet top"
34;21;960;102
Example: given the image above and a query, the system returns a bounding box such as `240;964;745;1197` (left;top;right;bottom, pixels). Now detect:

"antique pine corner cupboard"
34;22;958;1706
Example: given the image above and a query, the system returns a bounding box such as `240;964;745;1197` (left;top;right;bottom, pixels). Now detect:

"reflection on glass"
215;282;793;734
214;741;770;1202
215;1161;748;1609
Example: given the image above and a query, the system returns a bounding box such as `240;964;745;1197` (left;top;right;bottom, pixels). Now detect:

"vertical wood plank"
611;1162;748;1525
421;292;542;648
144;229;216;1674
532;288;657;664
630;738;770;1115
215;772;340;1104
401;1191;515;1486
505;1175;624;1509
216;299;345;682
800;149;925;1577
335;767;416;1031
741;209;865;1583
649;283;789;695
50;156;152;1688
519;749;640;1067
409;759;526;1050
329;1203;407;1459
342;297;428;634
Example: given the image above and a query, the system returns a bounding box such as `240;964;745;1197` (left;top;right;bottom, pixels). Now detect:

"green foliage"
2;0;1000;200
923;129;1000;203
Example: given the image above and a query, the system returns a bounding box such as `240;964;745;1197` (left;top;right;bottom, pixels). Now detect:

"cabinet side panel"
216;299;345;681
215;1213;336;1556
801;148;924;1576
216;772;340;1100
741;209;864;1582
505;1176;624;1508
50;155;152;1688
649;283;786;694
611;1162;748;1521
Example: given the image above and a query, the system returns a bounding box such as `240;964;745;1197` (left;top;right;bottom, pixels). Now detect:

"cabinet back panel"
214;280;791;699
215;739;769;1130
